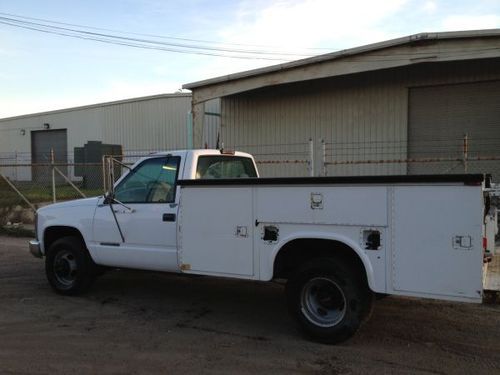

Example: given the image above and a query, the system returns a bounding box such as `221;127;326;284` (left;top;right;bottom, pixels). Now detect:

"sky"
0;0;499;118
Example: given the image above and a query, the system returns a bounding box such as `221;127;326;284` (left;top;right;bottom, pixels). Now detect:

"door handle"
113;209;134;214
163;213;176;222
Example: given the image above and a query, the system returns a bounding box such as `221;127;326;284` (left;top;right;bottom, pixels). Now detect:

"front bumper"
29;240;43;258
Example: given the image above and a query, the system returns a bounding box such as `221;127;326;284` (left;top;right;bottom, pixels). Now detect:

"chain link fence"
233;140;314;177
0;151;103;211
2;136;500;213
0;148;166;209
322;135;500;180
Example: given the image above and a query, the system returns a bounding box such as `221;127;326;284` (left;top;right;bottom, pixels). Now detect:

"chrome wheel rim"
53;250;78;287
300;277;347;327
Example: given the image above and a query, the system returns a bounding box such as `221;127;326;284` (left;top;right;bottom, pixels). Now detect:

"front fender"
38;205;98;255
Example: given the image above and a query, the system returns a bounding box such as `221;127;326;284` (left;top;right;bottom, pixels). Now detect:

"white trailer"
29;149;490;343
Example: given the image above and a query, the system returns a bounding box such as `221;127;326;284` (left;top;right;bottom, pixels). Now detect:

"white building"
1;93;224;184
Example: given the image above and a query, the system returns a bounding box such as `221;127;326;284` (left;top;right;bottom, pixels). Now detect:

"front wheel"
45;236;97;295
286;258;369;344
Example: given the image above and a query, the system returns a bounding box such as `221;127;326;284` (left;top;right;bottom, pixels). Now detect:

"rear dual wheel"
286;257;372;344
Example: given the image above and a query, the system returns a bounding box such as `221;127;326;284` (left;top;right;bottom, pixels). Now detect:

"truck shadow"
84;267;500;358
90;268;292;341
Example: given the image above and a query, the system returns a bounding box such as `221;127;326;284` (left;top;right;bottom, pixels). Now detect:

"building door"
408;80;500;179
31;129;68;183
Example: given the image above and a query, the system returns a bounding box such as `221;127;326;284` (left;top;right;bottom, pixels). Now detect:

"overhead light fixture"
43;123;50;130
20;129;26;136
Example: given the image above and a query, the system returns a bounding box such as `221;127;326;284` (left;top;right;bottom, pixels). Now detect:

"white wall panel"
0;94;191;163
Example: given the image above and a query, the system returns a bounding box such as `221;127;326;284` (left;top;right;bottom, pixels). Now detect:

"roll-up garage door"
31;129;68;183
408;80;500;180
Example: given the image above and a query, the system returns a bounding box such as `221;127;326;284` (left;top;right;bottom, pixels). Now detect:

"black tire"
361;290;376;325
45;236;97;295
286;257;370;344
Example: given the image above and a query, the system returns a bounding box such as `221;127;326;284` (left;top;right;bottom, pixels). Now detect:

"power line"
6;12;495;64
0;16;313;58
0;19;300;61
0;12;335;60
0;11;335;51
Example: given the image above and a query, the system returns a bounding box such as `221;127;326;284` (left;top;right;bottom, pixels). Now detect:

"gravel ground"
1;235;499;375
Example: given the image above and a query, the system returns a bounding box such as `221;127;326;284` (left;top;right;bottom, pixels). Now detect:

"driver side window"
114;156;180;203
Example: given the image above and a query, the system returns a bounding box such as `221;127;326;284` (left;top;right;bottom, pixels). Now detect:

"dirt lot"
1;236;499;375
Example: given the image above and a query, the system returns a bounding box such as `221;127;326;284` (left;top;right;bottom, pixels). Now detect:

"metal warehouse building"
185;29;500;179
0;93;219;183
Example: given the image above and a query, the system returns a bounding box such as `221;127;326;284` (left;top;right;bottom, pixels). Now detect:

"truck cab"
91;149;258;272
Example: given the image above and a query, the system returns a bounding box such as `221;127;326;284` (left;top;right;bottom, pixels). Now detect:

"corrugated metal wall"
0;109;102;162
202;99;221;148
0;108;104;180
222;71;407;177
0;94;191;159
0;94;191;180
408;80;500;180
100;95;191;151
221;59;500;177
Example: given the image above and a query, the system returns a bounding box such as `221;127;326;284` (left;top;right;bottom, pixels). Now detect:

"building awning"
183;29;500;103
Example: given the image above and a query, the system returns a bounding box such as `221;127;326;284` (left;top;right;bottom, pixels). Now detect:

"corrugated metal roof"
183;29;500;90
0;93;192;122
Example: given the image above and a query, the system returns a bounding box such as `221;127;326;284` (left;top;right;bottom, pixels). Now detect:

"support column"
191;101;204;149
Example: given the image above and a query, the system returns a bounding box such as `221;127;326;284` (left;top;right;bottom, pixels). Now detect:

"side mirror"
103;191;113;204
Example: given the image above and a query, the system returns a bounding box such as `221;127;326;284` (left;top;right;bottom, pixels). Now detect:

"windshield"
114;156;180;203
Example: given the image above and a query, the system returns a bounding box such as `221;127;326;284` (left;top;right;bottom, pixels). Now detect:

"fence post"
186;111;193;149
51;148;56;203
105;156;111;193
321;139;327;176
102;155;107;194
308;138;314;177
14;150;18;181
107;156;114;191
463;133;468;173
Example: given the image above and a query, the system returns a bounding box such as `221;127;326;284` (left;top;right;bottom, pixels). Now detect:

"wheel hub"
300;277;347;327
53;251;78;287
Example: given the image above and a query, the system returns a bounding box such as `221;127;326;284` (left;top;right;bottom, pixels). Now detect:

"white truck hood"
37;196;101;213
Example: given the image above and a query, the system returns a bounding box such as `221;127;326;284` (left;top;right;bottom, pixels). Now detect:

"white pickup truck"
29;149;490;343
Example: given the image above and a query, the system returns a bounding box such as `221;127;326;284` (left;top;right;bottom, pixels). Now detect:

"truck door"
91;156;181;272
